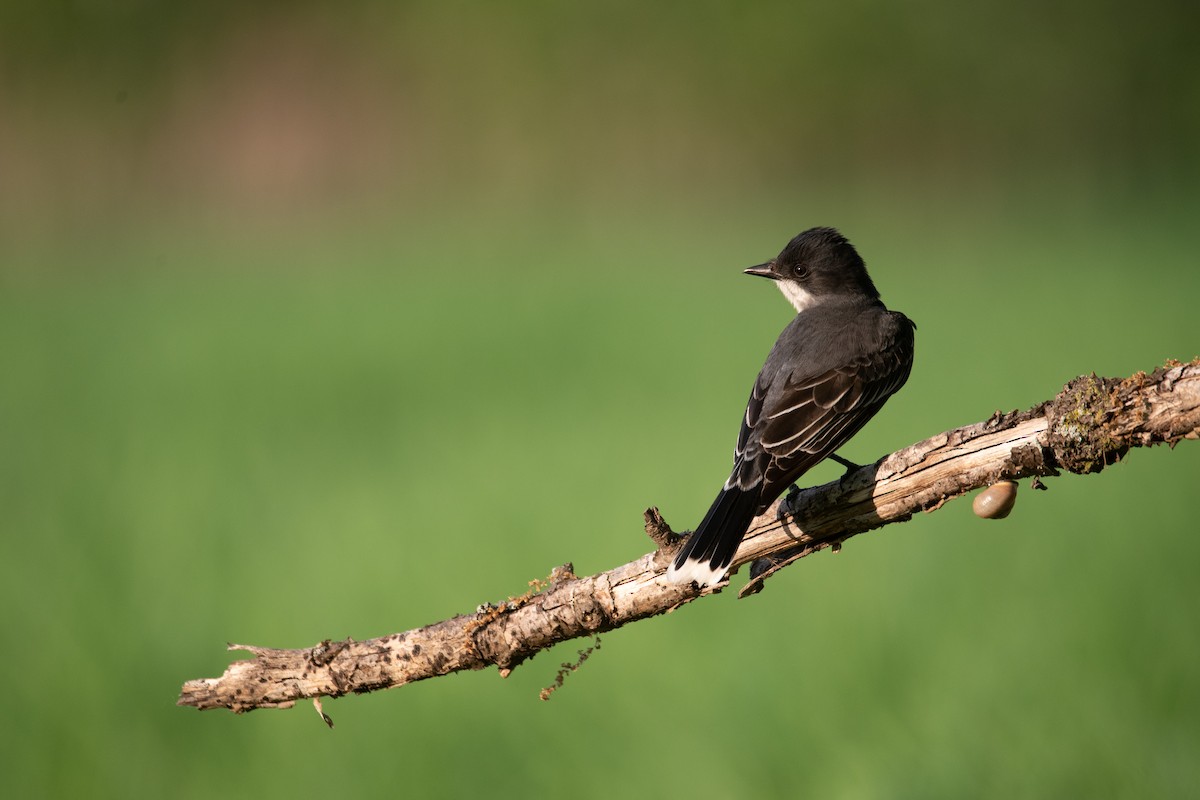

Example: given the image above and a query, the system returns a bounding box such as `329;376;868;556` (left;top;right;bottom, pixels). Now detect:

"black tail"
667;483;762;586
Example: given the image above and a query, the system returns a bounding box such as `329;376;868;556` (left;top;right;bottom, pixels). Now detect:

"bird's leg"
827;452;861;476
780;454;861;523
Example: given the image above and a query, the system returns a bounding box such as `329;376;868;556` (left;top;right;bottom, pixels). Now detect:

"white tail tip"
666;558;728;588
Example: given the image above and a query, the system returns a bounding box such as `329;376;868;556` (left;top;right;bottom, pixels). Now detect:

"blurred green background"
3;2;1199;798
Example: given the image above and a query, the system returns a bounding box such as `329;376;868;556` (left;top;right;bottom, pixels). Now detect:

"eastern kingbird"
667;227;915;587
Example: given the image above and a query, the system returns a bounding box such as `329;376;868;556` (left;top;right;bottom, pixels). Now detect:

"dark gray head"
744;227;880;312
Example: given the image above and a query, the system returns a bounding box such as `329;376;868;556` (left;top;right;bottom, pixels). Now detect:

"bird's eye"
792;264;809;279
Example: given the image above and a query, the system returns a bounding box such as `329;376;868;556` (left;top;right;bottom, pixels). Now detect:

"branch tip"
313;698;334;728
643;506;680;551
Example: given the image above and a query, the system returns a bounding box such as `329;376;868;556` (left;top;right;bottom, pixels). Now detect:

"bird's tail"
666;483;762;587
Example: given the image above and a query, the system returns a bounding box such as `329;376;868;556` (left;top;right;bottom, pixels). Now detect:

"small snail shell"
973;480;1018;519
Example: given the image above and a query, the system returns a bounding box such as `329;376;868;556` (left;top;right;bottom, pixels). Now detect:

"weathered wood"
178;361;1200;715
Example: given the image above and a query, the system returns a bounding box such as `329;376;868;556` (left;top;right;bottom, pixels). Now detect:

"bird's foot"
777;483;803;522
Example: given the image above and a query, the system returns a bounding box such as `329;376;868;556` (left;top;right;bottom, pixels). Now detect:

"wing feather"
729;309;914;512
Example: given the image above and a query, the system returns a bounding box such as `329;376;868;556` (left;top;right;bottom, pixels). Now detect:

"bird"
667;227;915;587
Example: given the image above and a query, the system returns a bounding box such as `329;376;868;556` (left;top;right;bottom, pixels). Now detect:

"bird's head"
744;227;880;313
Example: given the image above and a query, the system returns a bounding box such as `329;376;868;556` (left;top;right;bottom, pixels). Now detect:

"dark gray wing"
730;310;914;513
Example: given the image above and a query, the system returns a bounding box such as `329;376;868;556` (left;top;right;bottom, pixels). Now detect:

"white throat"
776;281;819;313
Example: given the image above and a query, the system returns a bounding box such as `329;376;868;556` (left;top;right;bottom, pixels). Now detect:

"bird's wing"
731;319;913;508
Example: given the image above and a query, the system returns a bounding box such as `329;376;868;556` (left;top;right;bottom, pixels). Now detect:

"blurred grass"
2;1;1199;796
2;199;1198;798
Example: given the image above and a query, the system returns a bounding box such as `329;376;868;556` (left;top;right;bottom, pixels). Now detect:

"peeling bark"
178;361;1200;715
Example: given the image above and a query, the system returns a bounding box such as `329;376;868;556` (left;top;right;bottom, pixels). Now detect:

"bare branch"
178;360;1200;714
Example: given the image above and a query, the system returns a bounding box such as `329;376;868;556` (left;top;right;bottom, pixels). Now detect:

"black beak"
743;261;779;280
